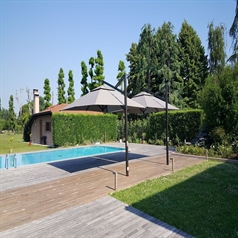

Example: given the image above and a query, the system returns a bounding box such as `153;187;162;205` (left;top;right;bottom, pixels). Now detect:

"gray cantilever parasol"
62;85;145;113
131;91;179;114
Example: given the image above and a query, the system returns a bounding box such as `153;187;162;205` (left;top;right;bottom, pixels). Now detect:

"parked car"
186;130;209;147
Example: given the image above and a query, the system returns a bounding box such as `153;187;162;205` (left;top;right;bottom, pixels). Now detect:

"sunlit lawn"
0;133;51;154
112;160;238;238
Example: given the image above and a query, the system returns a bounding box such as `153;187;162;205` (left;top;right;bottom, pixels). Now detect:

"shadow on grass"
114;161;238;238
48;152;148;173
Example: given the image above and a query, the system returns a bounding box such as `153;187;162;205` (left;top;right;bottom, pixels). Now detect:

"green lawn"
0;133;50;154
112;160;238;238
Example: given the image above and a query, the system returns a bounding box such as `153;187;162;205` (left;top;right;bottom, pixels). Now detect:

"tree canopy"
94;50;105;87
199;63;238;141
126;22;181;106
178;20;208;108
80;61;89;96
43;78;51;109
57;68;66;104
82;50;105;93
207;22;226;76
67;70;75;104
116;60;126;91
8;95;16;131
228;0;238;63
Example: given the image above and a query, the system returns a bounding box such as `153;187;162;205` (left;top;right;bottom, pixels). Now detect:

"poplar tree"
80;61;89;96
39;96;45;111
94;50;105;87
88;57;95;91
116;60;126;91
57;68;66;104
8;95;16;131
208;22;226;76
67;70;75;104
43;78;51;109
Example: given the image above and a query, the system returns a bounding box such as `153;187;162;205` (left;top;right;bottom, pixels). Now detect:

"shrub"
148;139;155;144
216;144;233;158
155;139;164;145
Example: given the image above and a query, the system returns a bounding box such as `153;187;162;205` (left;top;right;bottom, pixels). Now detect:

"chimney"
33;89;39;114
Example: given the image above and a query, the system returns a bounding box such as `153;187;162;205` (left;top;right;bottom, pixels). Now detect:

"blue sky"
1;0;235;112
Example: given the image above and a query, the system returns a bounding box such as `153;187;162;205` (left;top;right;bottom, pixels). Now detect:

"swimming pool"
0;146;125;169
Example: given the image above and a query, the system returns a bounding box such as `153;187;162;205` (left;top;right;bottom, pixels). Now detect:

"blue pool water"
0;146;125;169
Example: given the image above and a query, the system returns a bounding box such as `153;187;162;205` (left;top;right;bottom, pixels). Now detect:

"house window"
45;122;51;132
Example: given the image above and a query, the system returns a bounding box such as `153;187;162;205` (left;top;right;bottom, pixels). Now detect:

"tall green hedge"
118;109;202;145
52;113;118;147
148;109;203;144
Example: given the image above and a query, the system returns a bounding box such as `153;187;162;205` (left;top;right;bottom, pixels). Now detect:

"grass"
0;133;51;154
112;160;238;238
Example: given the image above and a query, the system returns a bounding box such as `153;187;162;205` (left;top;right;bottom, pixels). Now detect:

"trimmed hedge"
148;109;203;144
118;109;202;145
52;113;118;147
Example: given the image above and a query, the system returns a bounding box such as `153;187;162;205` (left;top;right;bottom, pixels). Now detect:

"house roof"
40;103;68;113
36;103;103;115
28;103;102;127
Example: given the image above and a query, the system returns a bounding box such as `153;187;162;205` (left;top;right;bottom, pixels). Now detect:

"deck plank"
0;144;204;237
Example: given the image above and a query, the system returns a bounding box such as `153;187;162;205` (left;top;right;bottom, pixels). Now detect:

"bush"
155;139;164;145
216;144;233;158
177;143;234;159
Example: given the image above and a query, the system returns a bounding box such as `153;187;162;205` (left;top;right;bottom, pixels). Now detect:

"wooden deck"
0;196;194;238
0;143;205;237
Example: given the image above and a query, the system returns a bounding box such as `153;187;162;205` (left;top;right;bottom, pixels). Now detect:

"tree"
177;20;208;108
8;95;16;131
228;0;238;63
126;22;181;106
94;50;105;87
207;22;226;76
80;61;89;96
200;63;238;137
127;24;159;96
154;22;181;104
67;70;75;103
126;42;141;96
39;96;45;111
43;78;51;109
57;68;66;104
88;57;95;91
116;60;126;91
26;87;33;114
137;24;157;90
0;105;9;131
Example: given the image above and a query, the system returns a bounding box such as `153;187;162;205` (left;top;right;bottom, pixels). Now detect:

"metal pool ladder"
5;154;17;169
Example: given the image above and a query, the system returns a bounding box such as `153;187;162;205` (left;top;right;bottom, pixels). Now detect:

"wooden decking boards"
0;196;194;238
0;144;204;237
